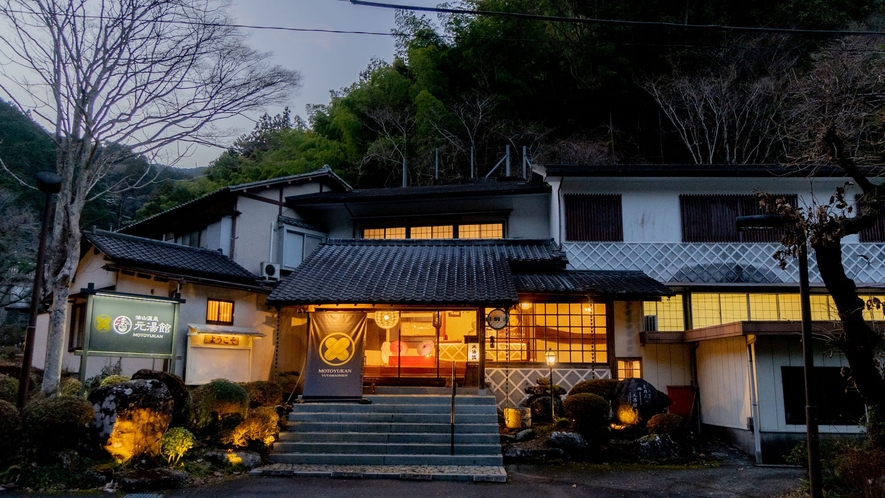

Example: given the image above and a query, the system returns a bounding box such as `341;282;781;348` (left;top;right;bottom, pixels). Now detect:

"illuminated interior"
362;302;610;379
643;292;885;331
362;223;504;240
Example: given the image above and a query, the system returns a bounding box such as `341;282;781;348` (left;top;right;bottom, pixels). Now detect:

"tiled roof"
267;239;565;306
544;163;868;178
121;167;351;236
85;230;258;283
513;271;674;298
286;180;550;205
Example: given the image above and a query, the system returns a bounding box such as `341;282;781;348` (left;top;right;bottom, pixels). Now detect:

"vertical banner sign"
302;312;366;400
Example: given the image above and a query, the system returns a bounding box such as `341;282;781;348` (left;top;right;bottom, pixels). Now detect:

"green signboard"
86;293;179;356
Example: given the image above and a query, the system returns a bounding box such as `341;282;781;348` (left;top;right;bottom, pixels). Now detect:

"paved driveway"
158;462;803;498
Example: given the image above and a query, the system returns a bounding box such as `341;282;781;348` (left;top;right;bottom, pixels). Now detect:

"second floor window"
564;194;623;241
363;222;503;240
859;201;885;242
680;194;796;243
206;299;234;326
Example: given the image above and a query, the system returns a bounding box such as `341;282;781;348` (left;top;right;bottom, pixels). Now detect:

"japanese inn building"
32;164;885;462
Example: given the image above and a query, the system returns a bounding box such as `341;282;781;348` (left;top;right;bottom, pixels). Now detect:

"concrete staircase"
268;388;503;468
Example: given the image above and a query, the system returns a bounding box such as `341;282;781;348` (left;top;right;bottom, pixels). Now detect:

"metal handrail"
450;360;456;455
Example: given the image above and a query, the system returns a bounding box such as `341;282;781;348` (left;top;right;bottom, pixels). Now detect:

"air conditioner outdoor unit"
260;262;279;281
643;315;658;332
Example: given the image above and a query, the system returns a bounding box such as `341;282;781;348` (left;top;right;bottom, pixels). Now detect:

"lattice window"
642;295;685;331
564;194;623;242
207;299;234;326
680;194;797;243
459;223;503;239
500;302;607;364
617;359;642;379
857;198;885;242
411;225;454;239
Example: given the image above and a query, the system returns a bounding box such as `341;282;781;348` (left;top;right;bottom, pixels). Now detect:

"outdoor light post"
18;172;62;408
736;214;822;498
545;349;556;422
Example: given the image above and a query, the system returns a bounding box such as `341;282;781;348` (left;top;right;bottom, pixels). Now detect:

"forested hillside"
0;101;200;326
136;0;883;219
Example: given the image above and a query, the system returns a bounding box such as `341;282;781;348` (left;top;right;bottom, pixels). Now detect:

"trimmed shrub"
646;413;683;434
0;399;21;457
83;363;122;395
191;379;249;430
223;406;279;449
564;393;611;434
567;379;620;402
100;374;130;388
22;395;94;452
58;377;82;397
161;427;196;466
240;381;283;408
0;373;19;403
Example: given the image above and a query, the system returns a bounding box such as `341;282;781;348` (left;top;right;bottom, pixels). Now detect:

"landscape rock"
546;431;587;451
204;449;263;469
516;428;535;441
612;378;671;426
88;379;173;462
119;469;186;492
637;433;683;462
131;369;192;428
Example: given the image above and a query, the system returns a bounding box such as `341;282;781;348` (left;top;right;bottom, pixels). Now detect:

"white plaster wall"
232;196;281;274
696;336;752;430
33;250;276;383
642;343;694;392
556;176;859;244
177;283;275;384
753;336;863;435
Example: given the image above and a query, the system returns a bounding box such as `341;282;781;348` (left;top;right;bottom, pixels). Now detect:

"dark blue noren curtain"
302;312;366;399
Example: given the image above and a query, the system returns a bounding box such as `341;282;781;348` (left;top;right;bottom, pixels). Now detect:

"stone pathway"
249;463;507;482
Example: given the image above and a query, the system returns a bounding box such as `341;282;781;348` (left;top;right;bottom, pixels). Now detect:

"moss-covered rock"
88;379;174;462
132;369;192;428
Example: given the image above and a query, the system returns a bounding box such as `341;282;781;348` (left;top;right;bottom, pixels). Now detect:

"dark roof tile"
85;230;257;282
513;271;674;298
267;239;564;306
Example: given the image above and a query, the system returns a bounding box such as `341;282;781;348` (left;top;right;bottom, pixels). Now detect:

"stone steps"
266;393;504;471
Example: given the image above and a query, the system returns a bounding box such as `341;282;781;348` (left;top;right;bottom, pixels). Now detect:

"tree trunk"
814;240;885;446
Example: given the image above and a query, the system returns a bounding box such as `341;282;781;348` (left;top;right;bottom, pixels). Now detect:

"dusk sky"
186;0;445;168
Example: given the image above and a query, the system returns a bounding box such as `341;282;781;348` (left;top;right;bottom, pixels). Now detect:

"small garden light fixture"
545;349;556;422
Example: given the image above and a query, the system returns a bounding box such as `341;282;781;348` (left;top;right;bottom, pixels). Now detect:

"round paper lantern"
417;340;434;356
374;310;400;329
389;340;408;355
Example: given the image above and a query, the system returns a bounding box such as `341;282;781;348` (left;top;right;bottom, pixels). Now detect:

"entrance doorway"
364;310;478;386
